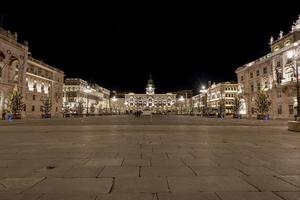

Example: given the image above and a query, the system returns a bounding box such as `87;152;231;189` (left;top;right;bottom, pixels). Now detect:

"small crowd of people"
134;110;143;117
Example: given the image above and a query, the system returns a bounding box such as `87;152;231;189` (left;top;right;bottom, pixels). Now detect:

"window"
32;105;35;111
289;105;294;115
24;105;26;112
277;91;282;98
40;106;43;112
276;61;281;67
241;76;244;81
263;67;267;74
264;81;268;90
33;95;35;100
251;84;254;92
251;107;255;114
56;107;58;112
256;70;260;76
257;82;261;91
278;105;282;115
250;72;253;78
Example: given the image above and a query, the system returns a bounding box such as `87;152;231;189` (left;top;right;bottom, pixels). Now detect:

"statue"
270;36;274;44
279;31;283;39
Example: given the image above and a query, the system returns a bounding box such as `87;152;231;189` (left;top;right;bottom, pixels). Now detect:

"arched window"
8;57;19;82
0;51;5;78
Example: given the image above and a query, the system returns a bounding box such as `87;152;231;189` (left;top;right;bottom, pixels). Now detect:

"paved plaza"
0;115;300;199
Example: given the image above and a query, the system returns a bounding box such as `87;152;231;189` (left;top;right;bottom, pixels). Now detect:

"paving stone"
25;178;112;194
38;194;96;200
85;159;123;167
168;176;257;192
217;192;284;200
234;165;278;176
0;116;297;197
273;167;300;175
275;192;300;200
0;168;35;178
96;193;156;200
122;159;150;167
0;177;45;193
0;193;42;200
278;176;300;188
99;166;138;178
157;192;220;200
114;177;169;193
244;176;300;191
141;166;195;177
63;166;103;178
150;159;184;167
182;158;218;167
191;166;243;176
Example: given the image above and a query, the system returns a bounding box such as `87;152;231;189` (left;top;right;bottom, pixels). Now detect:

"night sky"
1;2;300;93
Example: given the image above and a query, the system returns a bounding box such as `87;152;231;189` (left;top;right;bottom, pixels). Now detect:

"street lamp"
84;86;91;115
179;96;184;114
111;96;117;113
287;42;300;119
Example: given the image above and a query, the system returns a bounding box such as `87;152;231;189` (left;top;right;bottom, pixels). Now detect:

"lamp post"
84;86;91;115
287;42;300;119
179;96;184;114
111;96;117;114
200;85;207;117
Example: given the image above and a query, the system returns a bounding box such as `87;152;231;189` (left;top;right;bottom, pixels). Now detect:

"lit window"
250;72;253;78
263;67;267;74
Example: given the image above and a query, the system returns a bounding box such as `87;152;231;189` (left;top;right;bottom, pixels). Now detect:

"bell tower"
146;74;155;95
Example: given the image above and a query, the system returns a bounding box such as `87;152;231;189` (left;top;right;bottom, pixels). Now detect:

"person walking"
1;111;6;120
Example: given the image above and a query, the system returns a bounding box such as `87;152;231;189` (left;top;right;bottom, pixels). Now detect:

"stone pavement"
0;115;299;199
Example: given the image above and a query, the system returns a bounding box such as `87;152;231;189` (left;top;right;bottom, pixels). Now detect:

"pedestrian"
1;111;6;120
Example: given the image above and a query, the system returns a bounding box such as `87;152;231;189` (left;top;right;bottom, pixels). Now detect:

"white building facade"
236;15;300;119
63;78;110;114
124;77;177;113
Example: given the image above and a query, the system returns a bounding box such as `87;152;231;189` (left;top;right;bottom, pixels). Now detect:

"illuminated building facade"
236;15;300;119
63;78;110;114
0;28;64;118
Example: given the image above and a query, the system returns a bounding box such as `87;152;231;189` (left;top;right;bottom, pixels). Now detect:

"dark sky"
1;2;300;93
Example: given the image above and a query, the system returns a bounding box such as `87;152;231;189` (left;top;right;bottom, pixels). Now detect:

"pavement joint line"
120;158;125;167
108;177;115;194
19;177;47;194
165;152;170;159
239;176;262;192
165;176;171;193
96;166;105;178
214;192;224;200
233;166;249;176
188;152;197;159
274;175;300;189
114;152;119;158
180;158;198;176
0;182;7;189
272;191;289;200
